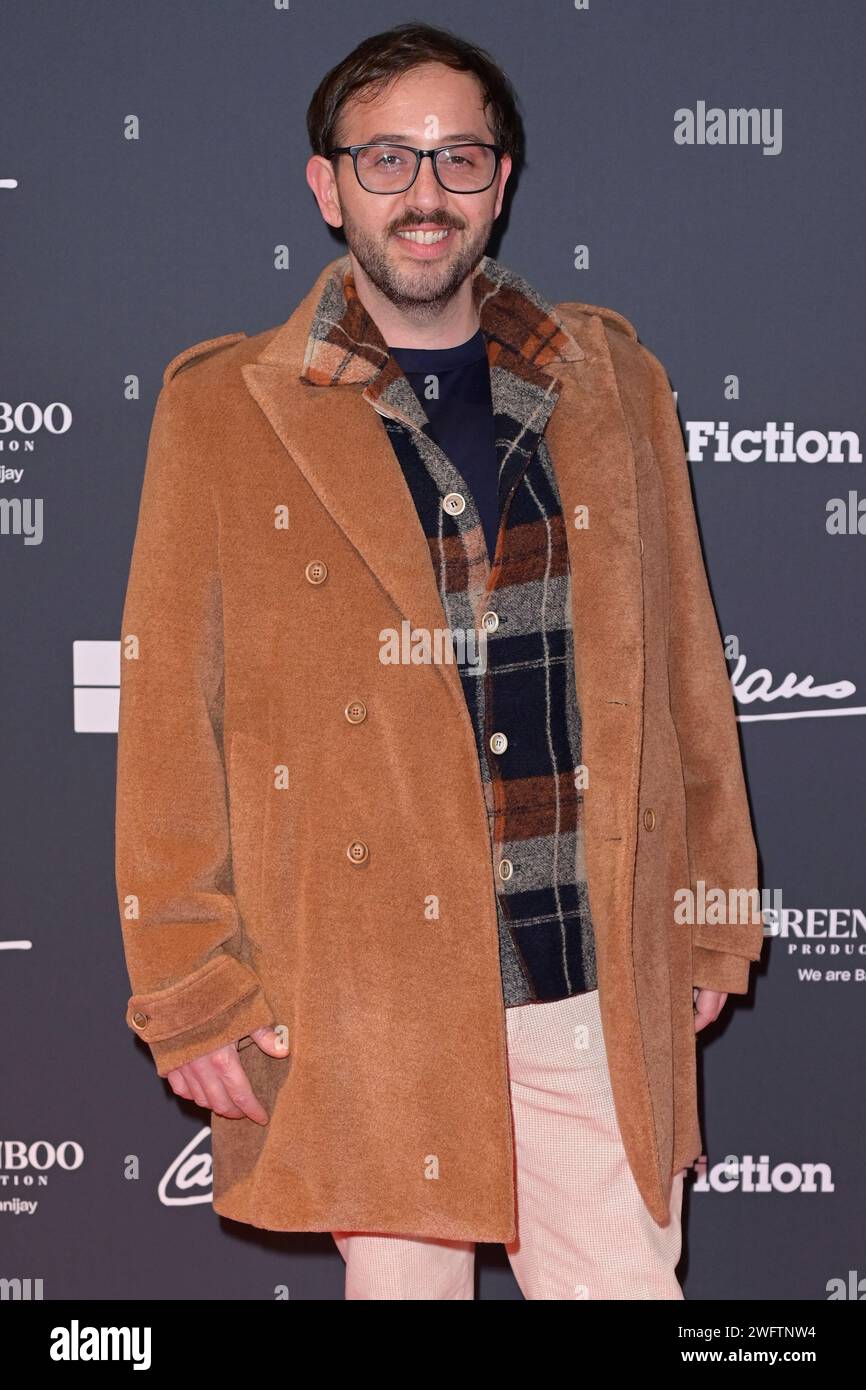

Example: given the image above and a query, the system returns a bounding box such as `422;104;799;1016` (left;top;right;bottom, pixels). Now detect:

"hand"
165;1024;289;1124
692;986;727;1033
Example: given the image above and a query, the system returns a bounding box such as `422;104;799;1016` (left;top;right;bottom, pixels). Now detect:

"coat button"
305;560;328;584
643;807;656;830
347;840;369;864
131;1011;148;1029
443;492;466;516
480;610;499;633
489;731;508;754
344;700;367;724
639;536;644;555
497;857;513;881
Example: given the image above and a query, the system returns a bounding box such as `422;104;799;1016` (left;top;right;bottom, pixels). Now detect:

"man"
116;22;764;1300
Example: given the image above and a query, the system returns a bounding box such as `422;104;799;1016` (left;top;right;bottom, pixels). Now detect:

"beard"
340;206;495;317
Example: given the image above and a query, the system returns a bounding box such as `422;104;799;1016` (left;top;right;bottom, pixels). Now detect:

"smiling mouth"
394;227;453;244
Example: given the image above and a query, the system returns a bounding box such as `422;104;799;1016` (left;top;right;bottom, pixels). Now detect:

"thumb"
249;1024;291;1058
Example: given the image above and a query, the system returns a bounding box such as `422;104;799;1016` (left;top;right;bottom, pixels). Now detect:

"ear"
493;153;513;219
306;154;344;230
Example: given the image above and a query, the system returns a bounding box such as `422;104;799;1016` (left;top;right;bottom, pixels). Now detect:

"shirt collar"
299;252;583;395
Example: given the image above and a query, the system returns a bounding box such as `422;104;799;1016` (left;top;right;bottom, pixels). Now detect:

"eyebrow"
359;132;488;145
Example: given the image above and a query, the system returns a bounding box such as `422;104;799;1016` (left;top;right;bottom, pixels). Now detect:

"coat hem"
211;1196;517;1244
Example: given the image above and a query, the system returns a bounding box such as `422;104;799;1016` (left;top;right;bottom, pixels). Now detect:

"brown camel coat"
115;253;764;1240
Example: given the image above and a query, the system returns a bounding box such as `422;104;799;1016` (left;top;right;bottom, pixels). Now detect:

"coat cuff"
691;944;755;995
126;953;274;1076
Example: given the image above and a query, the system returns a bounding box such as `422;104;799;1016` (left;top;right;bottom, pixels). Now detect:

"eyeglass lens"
355;144;496;192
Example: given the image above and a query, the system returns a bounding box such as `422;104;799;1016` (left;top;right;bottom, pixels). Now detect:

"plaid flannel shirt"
300;254;597;1005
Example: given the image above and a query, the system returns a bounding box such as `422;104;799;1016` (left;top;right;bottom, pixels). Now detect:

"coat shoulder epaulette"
559;301;638;342
162;332;247;387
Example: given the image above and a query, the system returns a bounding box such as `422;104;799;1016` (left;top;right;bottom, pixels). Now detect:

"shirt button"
131;1011;148;1029
347;840;369;864
498;858;513;881
305;560;328;585
643;808;656;830
344;700;367;724
443;492;466;516
480;610;499;633
489;731;508;754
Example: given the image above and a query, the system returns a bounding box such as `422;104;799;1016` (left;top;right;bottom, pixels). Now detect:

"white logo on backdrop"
685;419;861;462
691;1154;834;1194
730;654;864;721
158;1127;212;1207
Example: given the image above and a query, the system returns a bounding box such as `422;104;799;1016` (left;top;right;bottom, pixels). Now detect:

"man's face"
307;62;512;312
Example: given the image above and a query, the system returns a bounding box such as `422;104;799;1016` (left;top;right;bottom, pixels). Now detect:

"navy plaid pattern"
300;255;597;1005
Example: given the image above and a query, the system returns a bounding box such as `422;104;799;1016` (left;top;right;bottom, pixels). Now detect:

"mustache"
392;218;463;232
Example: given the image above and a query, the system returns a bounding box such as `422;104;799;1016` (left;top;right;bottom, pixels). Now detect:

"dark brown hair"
306;21;525;174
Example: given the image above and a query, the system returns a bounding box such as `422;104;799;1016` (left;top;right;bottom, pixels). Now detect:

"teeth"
396;229;450;244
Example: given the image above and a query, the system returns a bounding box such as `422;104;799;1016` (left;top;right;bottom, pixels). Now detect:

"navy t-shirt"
389;329;500;563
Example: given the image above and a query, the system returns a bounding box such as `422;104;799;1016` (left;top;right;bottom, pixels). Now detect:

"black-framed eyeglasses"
327;142;503;194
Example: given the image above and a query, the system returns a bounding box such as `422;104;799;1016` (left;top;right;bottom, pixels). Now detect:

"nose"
407;152;448;211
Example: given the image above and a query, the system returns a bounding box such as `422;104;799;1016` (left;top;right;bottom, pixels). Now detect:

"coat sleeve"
644;348;764;995
115;376;275;1076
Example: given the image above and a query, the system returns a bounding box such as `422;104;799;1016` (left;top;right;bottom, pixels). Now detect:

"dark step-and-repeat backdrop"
2;1;864;1306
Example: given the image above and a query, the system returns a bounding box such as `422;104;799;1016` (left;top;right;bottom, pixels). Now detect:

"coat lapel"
242;259;468;710
243;362;453;670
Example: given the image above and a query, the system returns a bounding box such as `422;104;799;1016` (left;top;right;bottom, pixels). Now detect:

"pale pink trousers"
332;986;685;1300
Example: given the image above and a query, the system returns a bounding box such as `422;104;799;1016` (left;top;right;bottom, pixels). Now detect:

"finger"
195;1050;261;1117
167;1067;194;1101
210;1051;269;1124
251;1024;290;1057
202;1072;247;1120
695;1000;723;1031
180;1066;210;1108
188;1057;247;1118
